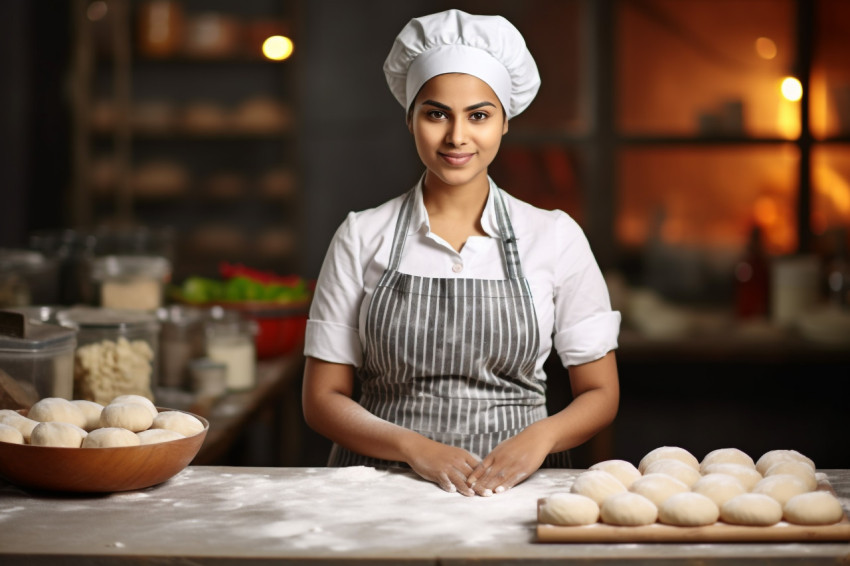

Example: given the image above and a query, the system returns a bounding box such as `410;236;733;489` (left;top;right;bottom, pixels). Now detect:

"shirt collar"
410;174;501;238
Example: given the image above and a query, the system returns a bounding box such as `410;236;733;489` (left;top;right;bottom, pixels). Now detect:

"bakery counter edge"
0;467;848;565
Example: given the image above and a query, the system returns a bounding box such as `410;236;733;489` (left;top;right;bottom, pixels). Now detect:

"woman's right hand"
403;437;480;496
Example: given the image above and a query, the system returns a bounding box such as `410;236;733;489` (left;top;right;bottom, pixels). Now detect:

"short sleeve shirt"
304;177;620;381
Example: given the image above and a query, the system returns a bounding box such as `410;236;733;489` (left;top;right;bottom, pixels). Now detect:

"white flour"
97;466;576;554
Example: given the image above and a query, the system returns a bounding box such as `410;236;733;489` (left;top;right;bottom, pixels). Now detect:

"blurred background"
0;0;848;469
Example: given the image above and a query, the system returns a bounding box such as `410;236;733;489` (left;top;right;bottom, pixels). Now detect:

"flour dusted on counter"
74;338;154;404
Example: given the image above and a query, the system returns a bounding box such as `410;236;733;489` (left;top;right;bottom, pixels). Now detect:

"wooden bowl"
0;408;208;493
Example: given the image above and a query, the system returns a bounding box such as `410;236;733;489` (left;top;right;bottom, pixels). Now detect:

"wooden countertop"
0;467;848;564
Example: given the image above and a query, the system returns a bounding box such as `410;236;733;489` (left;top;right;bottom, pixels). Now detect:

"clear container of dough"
57;307;160;404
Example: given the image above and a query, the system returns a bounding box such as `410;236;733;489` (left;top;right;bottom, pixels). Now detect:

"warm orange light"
262;35;294;61
754;196;779;226
781;77;803;102
813;165;850;234
755;37;777;60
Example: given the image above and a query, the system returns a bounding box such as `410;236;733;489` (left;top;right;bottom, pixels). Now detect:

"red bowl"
250;308;308;359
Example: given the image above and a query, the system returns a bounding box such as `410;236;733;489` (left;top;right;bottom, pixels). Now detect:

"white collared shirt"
304;176;621;380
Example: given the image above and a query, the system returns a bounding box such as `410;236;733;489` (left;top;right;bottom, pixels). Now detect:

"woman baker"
302;9;621;497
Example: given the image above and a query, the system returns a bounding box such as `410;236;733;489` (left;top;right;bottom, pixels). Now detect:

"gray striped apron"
329;186;570;468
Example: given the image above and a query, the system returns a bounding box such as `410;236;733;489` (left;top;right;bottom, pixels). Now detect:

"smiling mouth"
440;152;475;166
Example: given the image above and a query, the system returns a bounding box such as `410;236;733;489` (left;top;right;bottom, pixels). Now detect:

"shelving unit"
69;0;302;281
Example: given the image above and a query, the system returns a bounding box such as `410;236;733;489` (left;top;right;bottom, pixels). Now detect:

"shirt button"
452;263;463;273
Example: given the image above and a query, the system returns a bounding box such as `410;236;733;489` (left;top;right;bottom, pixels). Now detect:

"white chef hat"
383;9;540;119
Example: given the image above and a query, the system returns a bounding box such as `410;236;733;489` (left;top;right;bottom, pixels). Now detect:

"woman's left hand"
465;428;551;496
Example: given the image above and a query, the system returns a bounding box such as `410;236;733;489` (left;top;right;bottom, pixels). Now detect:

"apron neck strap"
492;186;524;280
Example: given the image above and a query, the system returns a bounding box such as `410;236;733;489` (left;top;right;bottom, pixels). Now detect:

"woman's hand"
404;437;480;496
467;351;620;496
304;357;479;495
465;427;551;496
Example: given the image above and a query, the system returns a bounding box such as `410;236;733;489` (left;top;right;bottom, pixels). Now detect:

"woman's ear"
502;118;509;135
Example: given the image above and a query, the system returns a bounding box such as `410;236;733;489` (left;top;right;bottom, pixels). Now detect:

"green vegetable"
177;274;311;304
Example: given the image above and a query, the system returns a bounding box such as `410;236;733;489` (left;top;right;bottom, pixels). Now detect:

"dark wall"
298;1;428;277
0;0;70;248
0;0;31;248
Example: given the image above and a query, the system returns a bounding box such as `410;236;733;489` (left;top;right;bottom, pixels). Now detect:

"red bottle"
734;226;770;319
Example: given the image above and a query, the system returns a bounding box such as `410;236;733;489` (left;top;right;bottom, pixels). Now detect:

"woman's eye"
470;111;488;121
427;110;447;120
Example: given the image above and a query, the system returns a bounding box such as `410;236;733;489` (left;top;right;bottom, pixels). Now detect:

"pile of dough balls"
0;395;204;449
539;446;845;528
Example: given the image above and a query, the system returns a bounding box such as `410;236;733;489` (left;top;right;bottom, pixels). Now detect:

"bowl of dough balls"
0;395;208;493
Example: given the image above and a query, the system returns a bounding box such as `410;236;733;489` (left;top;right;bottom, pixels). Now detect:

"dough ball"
71;400;104;431
643;458;701;487
137;428;185;445
751;474;810;506
629;473;689;507
589;459;642;488
720;493;783;526
658;492;719;527
701;463;762;491
152;410;205;437
30;421;87;447
600;492;658;526
110;394;158;420
756;449;815;475
27;397;87;429
570;470;627;505
638;446;699;473
99;402;154;432
0;423;24;444
783;491;845;525
700;447;755;472
0;410;38;442
539;493;600;526
82;427;141;448
691;473;746;507
764;461;818;491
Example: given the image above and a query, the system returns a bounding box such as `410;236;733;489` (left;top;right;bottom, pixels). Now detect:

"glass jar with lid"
157;305;205;389
0;312;76;402
0;249;60;308
205;307;257;391
90;255;171;311
57;307;160;404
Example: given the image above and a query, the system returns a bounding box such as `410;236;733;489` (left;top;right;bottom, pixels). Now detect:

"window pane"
617;146;799;254
618;0;796;138
812;145;850;234
811;0;850;139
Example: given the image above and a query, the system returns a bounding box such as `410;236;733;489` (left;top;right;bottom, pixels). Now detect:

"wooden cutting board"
537;481;850;543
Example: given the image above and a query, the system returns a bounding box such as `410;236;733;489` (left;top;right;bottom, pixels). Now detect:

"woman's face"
408;73;508;190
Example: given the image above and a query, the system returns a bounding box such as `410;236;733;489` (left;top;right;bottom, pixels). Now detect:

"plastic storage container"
57;307;160;404
91;255;171;311
0;316;77;401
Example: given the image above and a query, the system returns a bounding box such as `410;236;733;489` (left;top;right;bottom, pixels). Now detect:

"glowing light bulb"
262;35;294;61
781;77;803;102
